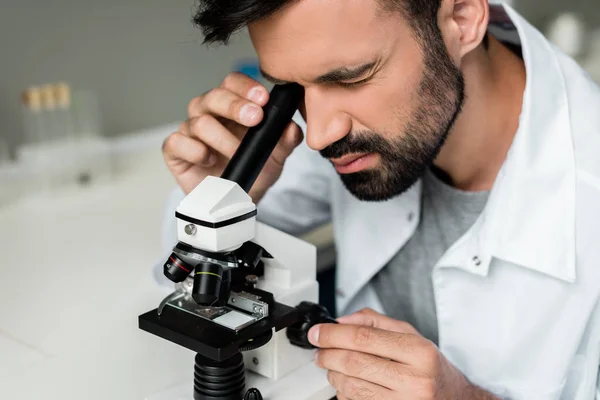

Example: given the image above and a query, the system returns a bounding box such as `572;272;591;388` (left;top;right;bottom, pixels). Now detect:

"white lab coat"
160;4;600;399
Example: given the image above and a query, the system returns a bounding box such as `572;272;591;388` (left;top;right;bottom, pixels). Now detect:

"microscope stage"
138;300;299;362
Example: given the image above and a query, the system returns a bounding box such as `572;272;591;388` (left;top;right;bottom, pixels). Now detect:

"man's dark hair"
193;0;470;203
193;0;443;45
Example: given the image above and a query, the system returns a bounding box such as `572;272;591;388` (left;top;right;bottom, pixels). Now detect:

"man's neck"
433;34;527;192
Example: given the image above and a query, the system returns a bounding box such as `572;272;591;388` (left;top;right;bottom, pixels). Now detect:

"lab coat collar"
337;4;576;313
437;4;577;283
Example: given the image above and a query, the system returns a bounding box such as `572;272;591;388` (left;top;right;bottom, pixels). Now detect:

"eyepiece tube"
221;83;304;193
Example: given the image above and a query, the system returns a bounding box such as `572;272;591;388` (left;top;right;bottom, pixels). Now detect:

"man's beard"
320;31;466;202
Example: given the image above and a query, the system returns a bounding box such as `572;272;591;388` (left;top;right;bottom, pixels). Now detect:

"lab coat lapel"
332;179;421;313
487;6;577;282
435;5;577;283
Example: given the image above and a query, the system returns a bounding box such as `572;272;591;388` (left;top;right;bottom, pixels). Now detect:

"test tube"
39;84;61;143
54;82;75;140
21;87;44;145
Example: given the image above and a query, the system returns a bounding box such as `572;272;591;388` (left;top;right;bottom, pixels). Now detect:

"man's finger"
187;114;241;159
270;121;304;167
336;308;420;335
327;370;393;400
219;71;269;106
308;323;428;365
162;132;216;167
317;349;416;391
188;88;264;127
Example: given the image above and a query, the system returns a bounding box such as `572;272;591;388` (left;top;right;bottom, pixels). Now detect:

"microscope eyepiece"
221;83;304;193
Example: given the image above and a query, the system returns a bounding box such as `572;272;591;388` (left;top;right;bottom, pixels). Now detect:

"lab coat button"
472;256;482;266
336;289;346;298
408;212;415;222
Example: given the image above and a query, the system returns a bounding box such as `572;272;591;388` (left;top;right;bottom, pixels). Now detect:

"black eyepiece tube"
221;83;304;193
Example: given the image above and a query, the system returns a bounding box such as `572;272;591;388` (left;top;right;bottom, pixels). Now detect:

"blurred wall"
1;0;598;156
516;0;600;32
0;0;256;152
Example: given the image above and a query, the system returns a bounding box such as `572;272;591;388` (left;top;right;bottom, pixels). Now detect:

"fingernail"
248;87;266;104
308;325;320;346
241;104;260;123
204;152;217;166
314;350;320;364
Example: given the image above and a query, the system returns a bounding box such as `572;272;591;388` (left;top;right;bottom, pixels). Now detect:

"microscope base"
147;361;336;400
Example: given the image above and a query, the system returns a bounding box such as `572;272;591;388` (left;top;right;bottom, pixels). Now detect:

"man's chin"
339;172;417;202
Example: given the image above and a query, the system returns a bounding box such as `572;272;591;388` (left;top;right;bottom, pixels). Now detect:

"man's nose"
303;88;351;151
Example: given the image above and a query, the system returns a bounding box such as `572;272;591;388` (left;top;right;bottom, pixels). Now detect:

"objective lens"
164;253;193;283
193;262;224;306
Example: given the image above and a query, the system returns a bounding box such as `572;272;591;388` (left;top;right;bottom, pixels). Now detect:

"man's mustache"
319;131;388;159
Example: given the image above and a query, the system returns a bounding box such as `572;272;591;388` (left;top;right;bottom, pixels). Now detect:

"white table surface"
0;127;337;399
0;150;195;400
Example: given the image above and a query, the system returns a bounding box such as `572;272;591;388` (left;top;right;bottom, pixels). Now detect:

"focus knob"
244;388;263;400
287;301;337;349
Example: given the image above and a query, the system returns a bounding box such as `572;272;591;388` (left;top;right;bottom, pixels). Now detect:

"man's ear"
438;0;489;61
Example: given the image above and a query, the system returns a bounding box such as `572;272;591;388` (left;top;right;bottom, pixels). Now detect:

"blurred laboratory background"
0;0;599;399
1;0;600;198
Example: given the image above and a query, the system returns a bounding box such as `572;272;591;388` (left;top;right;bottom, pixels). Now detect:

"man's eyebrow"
260;61;378;85
313;61;377;84
260;69;291;85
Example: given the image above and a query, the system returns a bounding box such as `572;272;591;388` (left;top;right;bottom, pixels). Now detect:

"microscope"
139;83;337;400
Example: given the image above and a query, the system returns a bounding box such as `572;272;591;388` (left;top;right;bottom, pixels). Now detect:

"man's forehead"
248;0;396;84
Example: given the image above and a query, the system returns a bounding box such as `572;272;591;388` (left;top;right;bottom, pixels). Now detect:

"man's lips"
329;153;376;174
330;153;366;167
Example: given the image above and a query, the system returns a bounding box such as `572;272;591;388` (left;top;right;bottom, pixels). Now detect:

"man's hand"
162;72;303;201
308;308;499;400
